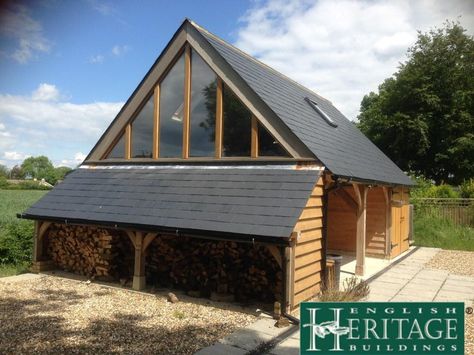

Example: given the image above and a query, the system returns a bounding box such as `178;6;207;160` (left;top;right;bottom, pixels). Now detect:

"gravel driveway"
0;274;256;354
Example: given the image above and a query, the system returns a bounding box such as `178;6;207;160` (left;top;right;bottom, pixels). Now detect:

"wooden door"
391;206;402;257
400;205;410;252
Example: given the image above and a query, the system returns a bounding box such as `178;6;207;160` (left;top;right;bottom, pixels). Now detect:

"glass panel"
222;85;251;157
106;134;125;159
131;95;154;158
189;50;217;157
258;122;290;157
159;53;185;158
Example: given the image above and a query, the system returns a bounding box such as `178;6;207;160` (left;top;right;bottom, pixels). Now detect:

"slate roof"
22;167;321;240
193;22;413;186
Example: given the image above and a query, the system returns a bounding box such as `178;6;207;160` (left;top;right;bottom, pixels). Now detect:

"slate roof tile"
22;168;320;239
194;24;413;186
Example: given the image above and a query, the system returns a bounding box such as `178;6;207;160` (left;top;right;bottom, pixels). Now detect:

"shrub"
424;184;459;198
0;176;8;189
460;179;474;198
319;276;370;302
0;220;34;264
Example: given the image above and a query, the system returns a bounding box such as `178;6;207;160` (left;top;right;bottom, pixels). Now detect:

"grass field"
0;190;47;276
414;214;474;251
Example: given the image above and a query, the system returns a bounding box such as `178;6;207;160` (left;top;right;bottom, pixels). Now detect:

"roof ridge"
188;20;332;104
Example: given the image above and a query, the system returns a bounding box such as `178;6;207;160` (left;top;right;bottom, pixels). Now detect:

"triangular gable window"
106;133;125;159
102;44;292;160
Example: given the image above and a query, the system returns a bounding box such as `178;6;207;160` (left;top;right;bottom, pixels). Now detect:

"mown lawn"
414;214;474;251
0;190;47;276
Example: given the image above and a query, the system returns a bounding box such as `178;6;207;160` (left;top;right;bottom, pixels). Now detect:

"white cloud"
234;0;474;120
89;54;105;64
0;84;123;167
0;3;51;63
112;44;129;56
3;151;26;160
59;152;87;167
32;83;60;101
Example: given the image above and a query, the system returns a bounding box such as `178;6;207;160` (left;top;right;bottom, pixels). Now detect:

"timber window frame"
102;42;293;161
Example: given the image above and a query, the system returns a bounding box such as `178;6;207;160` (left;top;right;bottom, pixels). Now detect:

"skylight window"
305;97;338;127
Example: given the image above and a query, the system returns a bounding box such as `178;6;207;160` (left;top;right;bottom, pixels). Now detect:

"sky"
0;0;473;168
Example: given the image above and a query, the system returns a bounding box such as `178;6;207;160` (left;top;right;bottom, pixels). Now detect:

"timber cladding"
327;186;356;252
291;177;324;308
327;186;388;257
366;187;388;256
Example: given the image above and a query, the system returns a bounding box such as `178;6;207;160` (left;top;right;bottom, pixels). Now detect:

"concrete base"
31;260;55;273
132;275;146;290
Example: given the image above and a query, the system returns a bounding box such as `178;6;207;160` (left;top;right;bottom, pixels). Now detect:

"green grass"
414;214;474;251
0;262;30;277
0;189;47;276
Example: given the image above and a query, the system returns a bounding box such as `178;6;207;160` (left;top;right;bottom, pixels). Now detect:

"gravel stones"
426;250;474;277
0;274;255;354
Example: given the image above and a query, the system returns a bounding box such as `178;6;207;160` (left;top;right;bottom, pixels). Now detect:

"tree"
53;166;73;182
9;165;24;179
21;156;55;183
358;22;474;184
0;164;9;179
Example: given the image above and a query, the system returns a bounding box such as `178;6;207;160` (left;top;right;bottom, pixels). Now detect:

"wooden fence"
412;198;474;227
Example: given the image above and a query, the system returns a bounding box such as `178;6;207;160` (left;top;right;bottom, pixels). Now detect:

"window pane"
222;85;251;157
131;95;154;158
106;134;125;159
189;50;217;157
258;122;290;157
159;53;185;158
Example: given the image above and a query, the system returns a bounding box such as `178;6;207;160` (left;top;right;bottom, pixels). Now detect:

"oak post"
32;221;54;272
129;231;157;290
354;184;368;276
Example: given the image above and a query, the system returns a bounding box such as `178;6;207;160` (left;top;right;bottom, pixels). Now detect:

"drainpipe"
280;245;300;325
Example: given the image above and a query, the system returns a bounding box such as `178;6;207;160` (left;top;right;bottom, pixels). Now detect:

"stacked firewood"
146;235;282;302
46;224;126;279
46;225;282;303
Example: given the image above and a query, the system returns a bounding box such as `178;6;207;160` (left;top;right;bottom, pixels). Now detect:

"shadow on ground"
0;285;253;354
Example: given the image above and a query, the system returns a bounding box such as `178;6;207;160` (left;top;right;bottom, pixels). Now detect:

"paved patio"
367;247;474;303
201;247;474;355
338;248;415;285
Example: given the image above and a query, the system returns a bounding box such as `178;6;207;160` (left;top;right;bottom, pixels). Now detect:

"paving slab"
415;269;449;281
402;281;445;292
219;318;295;351
270;336;299;355
194;343;247;355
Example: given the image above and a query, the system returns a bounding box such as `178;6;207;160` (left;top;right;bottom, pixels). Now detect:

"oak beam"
215;78;223;158
153;85;160;159
251;115;258;158
125;123;131;159
182;44;191;159
334;188;358;212
266;245;282;268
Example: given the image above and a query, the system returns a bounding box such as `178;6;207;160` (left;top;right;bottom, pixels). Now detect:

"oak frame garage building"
20;19;413;312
